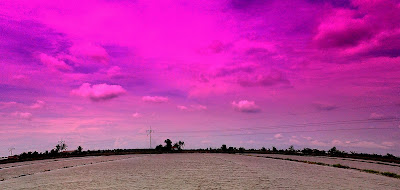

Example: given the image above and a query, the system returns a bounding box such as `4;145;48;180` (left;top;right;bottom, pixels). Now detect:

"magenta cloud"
232;100;261;113
30;100;46;109
238;70;290;87
313;102;337;111
12;111;33;120
142;96;169;103
314;0;400;58
177;105;207;111
132;112;142;118
177;105;188;110
69;43;109;63
39;53;72;72
71;83;126;101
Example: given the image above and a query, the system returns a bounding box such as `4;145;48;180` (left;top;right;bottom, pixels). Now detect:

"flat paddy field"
1;153;399;189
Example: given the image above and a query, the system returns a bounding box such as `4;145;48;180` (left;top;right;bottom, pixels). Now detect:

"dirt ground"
246;153;400;174
1;153;399;189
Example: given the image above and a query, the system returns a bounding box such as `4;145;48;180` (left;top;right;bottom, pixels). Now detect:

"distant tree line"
155;139;185;152
2;140;399;165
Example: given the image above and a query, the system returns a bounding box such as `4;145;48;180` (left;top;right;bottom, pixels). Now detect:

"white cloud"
0;102;18;109
71;83;126;101
30;100;46;109
142;96;168;103
70;43;109;63
232;100;261;113
369;112;395;120
369;112;385;120
191;105;207;110
39;53;72;71
177;104;207;111
132;112;142;118
12;112;32;120
177;105;188;110
274;133;283;139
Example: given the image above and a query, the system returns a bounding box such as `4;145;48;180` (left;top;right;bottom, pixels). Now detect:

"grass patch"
363;169;380;174
332;164;350;169
381;172;400;178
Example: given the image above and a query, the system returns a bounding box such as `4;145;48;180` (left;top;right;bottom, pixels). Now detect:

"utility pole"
146;126;154;149
8;147;15;156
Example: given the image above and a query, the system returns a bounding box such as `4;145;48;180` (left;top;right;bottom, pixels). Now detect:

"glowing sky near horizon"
1;0;400;156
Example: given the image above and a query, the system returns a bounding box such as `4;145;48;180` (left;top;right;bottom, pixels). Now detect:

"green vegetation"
2;142;400;172
381;172;400;178
363;169;380;174
332;164;350;169
155;139;185;152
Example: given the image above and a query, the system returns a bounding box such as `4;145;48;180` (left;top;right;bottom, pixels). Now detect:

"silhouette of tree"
272;146;277;152
221;144;227;152
328;146;344;156
77;146;83;153
53;141;68;154
288;145;295;153
164;139;172;151
155;144;163;151
173;142;179;150
178;141;185;150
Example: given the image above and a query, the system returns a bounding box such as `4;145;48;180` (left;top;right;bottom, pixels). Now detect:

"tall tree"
164;139;172;151
178;141;184;150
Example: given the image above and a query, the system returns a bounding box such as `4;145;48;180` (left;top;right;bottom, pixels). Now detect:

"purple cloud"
232;100;261;113
39;53;72;72
12;111;33;120
238;70;290;87
142;96;169;103
132;112;142;118
313;102;338;111
30;100;46;109
369;112;395;120
69;43;109;63
71;83;126;101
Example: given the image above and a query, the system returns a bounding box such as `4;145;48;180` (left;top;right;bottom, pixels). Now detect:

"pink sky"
1;0;400;156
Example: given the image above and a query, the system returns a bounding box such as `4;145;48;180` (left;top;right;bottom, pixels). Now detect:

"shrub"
363;169;380;174
381;172;400;178
332;164;350;169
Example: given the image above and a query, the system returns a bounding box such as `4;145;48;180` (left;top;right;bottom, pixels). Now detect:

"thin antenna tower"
146;125;154;149
8;147;15;156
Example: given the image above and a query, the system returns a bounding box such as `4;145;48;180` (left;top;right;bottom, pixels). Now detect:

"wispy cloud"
132;112;142;118
12;111;33;120
313;102;337;111
30;100;46;109
142;96;168;103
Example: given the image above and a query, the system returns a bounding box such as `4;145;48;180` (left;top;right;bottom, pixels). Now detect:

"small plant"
381;172;400;178
363;169;380;174
332;164;350;169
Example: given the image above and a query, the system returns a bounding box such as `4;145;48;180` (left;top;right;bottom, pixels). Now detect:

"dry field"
246;153;400;174
1;153;399;189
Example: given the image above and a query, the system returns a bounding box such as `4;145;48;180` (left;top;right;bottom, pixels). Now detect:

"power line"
154;118;400;134
126;103;399;127
153;127;398;138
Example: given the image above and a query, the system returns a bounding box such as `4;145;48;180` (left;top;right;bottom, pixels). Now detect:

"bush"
332;164;350;169
381;172;400;178
363;169;380;174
